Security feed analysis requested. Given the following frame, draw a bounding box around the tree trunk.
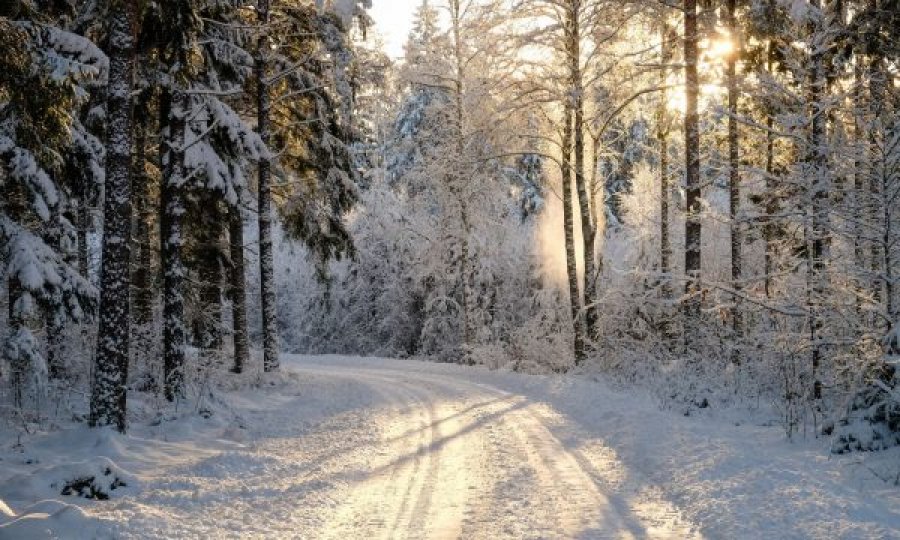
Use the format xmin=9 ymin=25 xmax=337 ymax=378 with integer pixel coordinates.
xmin=569 ymin=8 xmax=597 ymax=343
xmin=257 ymin=0 xmax=279 ymax=372
xmin=867 ymin=12 xmax=886 ymax=330
xmin=229 ymin=204 xmax=250 ymax=374
xmin=46 ymin=201 xmax=64 ymax=380
xmin=726 ymin=0 xmax=742 ymax=363
xmin=90 ymin=2 xmax=134 ymax=432
xmin=161 ymin=89 xmax=188 ymax=402
xmin=658 ymin=21 xmax=672 ymax=316
xmin=882 ymin=171 xmax=895 ymax=342
xmin=132 ymin=92 xmax=154 ymax=327
xmin=682 ymin=0 xmax=702 ymax=339
xmin=7 ymin=277 xmax=26 ymax=407
xmin=562 ymin=105 xmax=584 ymax=364
xmin=450 ymin=0 xmax=473 ymax=356
xmin=197 ymin=207 xmax=224 ymax=359
xmin=764 ymin=41 xmax=777 ymax=300
xmin=806 ymin=0 xmax=830 ymax=405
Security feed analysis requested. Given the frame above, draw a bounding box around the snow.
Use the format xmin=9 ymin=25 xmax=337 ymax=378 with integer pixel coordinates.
xmin=1 ymin=355 xmax=898 ymax=539
xmin=2 ymin=455 xmax=138 ymax=502
xmin=0 ymin=501 xmax=112 ymax=540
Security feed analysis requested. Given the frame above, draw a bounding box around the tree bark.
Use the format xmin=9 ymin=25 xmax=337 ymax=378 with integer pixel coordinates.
xmin=46 ymin=201 xmax=65 ymax=380
xmin=132 ymin=91 xmax=154 ymax=327
xmin=449 ymin=0 xmax=474 ymax=357
xmin=7 ymin=277 xmax=25 ymax=407
xmin=764 ymin=41 xmax=777 ymax=300
xmin=197 ymin=206 xmax=224 ymax=358
xmin=160 ymin=89 xmax=188 ymax=401
xmin=866 ymin=4 xmax=886 ymax=330
xmin=562 ymin=105 xmax=584 ymax=364
xmin=90 ymin=1 xmax=134 ymax=432
xmin=806 ymin=0 xmax=830 ymax=404
xmin=568 ymin=3 xmax=597 ymax=343
xmin=726 ymin=0 xmax=742 ymax=363
xmin=257 ymin=0 xmax=279 ymax=372
xmin=682 ymin=0 xmax=702 ymax=339
xmin=229 ymin=204 xmax=250 ymax=373
xmin=658 ymin=21 xmax=672 ymax=311
xmin=77 ymin=194 xmax=90 ymax=280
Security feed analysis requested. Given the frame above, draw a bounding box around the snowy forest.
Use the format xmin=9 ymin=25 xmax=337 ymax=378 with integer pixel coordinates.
xmin=1 ymin=0 xmax=900 ymax=537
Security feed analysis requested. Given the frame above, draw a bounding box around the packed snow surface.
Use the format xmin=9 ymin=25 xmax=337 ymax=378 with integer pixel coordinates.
xmin=2 ymin=355 xmax=899 ymax=539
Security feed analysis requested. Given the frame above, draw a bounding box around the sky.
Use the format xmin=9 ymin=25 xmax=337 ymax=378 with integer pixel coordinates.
xmin=368 ymin=0 xmax=421 ymax=59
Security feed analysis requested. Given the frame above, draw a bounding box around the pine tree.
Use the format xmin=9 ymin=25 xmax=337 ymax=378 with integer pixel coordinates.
xmin=725 ymin=0 xmax=743 ymax=363
xmin=160 ymin=87 xmax=189 ymax=402
xmin=657 ymin=18 xmax=674 ymax=311
xmin=682 ymin=0 xmax=703 ymax=343
xmin=256 ymin=0 xmax=279 ymax=373
xmin=131 ymin=89 xmax=155 ymax=329
xmin=90 ymin=0 xmax=136 ymax=431
xmin=1 ymin=6 xmax=102 ymax=411
xmin=229 ymin=201 xmax=249 ymax=373
xmin=144 ymin=0 xmax=266 ymax=397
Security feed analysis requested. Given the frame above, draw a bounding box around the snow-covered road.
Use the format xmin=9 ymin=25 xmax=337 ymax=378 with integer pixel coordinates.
xmin=74 ymin=356 xmax=697 ymax=539
xmin=297 ymin=361 xmax=697 ymax=539
xmin=4 ymin=355 xmax=899 ymax=539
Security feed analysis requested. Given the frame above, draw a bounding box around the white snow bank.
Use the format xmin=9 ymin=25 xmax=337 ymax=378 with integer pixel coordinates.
xmin=0 ymin=499 xmax=113 ymax=539
xmin=2 ymin=456 xmax=138 ymax=502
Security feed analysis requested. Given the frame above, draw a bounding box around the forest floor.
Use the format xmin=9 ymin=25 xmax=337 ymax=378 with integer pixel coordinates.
xmin=1 ymin=355 xmax=899 ymax=539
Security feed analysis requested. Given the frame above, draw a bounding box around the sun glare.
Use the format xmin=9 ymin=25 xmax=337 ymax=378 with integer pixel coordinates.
xmin=710 ymin=38 xmax=735 ymax=60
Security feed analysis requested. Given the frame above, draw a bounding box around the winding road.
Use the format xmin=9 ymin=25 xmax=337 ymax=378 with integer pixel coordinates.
xmin=84 ymin=356 xmax=699 ymax=539
xmin=292 ymin=359 xmax=699 ymax=540
xmin=9 ymin=355 xmax=897 ymax=539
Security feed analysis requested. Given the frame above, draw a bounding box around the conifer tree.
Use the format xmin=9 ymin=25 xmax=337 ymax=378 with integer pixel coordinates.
xmin=91 ymin=0 xmax=135 ymax=430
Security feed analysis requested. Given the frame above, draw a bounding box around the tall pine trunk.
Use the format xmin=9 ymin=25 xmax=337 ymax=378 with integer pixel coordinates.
xmin=229 ymin=204 xmax=250 ymax=373
xmin=764 ymin=41 xmax=777 ymax=300
xmin=160 ymin=90 xmax=188 ymax=401
xmin=7 ymin=277 xmax=25 ymax=407
xmin=450 ymin=0 xmax=473 ymax=356
xmin=256 ymin=0 xmax=279 ymax=372
xmin=658 ymin=21 xmax=673 ymax=338
xmin=682 ymin=0 xmax=702 ymax=342
xmin=197 ymin=208 xmax=224 ymax=359
xmin=90 ymin=1 xmax=134 ymax=431
xmin=806 ymin=0 xmax=829 ymax=406
xmin=866 ymin=10 xmax=886 ymax=331
xmin=132 ymin=91 xmax=154 ymax=327
xmin=851 ymin=62 xmax=865 ymax=314
xmin=46 ymin=201 xmax=65 ymax=380
xmin=726 ymin=0 xmax=742 ymax=362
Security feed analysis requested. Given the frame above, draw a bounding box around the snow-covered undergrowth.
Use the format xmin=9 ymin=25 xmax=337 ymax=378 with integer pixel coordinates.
xmin=0 ymin=355 xmax=898 ymax=539
xmin=0 ymin=364 xmax=381 ymax=538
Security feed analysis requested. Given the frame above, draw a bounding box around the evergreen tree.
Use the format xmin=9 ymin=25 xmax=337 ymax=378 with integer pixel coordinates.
xmin=1 ymin=3 xmax=102 ymax=411
xmin=90 ymin=0 xmax=136 ymax=431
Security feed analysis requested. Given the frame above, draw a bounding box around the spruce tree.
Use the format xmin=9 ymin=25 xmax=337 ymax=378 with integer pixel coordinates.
xmin=91 ymin=0 xmax=136 ymax=431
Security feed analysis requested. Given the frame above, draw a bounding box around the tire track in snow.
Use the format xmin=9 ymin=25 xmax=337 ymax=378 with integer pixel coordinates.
xmin=317 ymin=372 xmax=431 ymax=539
xmin=292 ymin=361 xmax=700 ymax=539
